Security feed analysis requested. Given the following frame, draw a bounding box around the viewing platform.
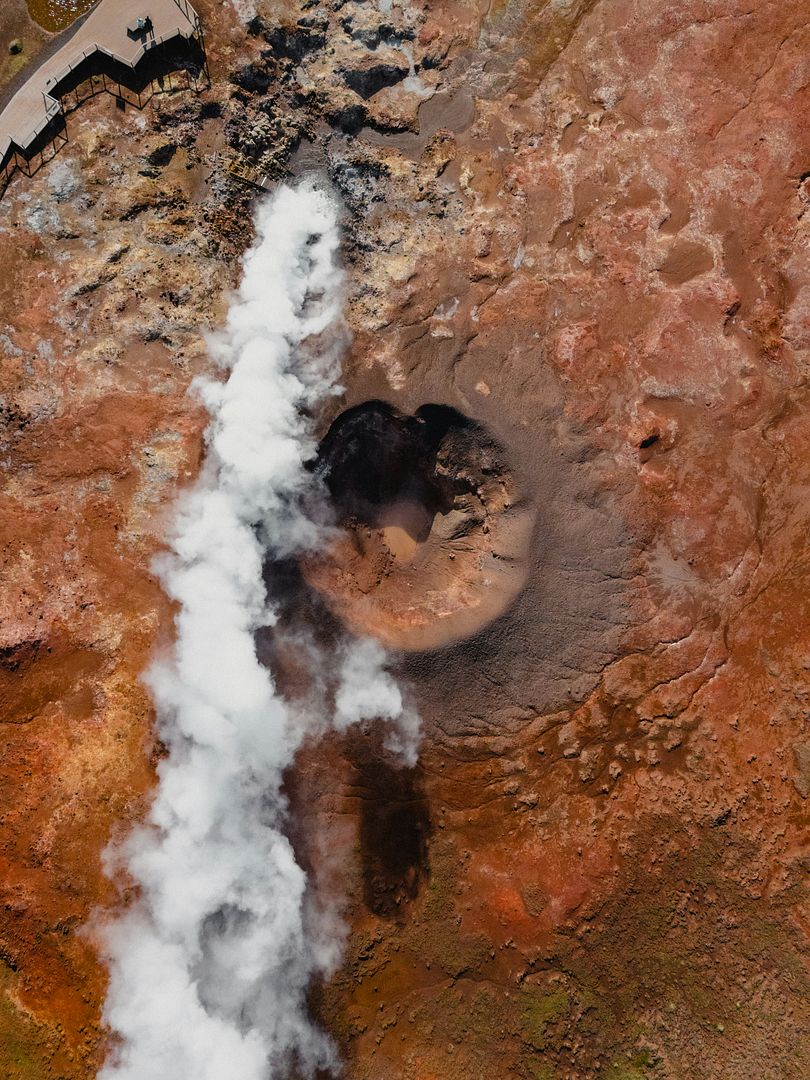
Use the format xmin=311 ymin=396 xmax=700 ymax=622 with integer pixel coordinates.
xmin=0 ymin=0 xmax=206 ymax=196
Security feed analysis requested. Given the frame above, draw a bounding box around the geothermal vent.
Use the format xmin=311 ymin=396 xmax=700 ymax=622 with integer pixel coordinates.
xmin=302 ymin=401 xmax=535 ymax=651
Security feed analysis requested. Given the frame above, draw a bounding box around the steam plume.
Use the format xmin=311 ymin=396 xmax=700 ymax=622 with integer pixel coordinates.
xmin=98 ymin=182 xmax=417 ymax=1079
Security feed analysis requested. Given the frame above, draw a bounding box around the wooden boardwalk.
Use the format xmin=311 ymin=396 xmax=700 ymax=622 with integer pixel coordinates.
xmin=0 ymin=0 xmax=206 ymax=194
xmin=225 ymin=155 xmax=272 ymax=192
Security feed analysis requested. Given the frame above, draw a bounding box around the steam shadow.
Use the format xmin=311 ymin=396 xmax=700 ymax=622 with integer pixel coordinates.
xmin=259 ymin=548 xmax=432 ymax=922
xmin=343 ymin=726 xmax=432 ymax=919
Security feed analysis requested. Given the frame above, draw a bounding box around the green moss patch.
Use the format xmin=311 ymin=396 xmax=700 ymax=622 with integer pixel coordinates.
xmin=0 ymin=969 xmax=46 ymax=1080
xmin=521 ymin=988 xmax=571 ymax=1050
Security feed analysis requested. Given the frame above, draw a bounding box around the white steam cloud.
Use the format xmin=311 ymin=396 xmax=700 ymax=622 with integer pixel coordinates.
xmin=98 ymin=183 xmax=418 ymax=1079
xmin=334 ymin=638 xmax=420 ymax=766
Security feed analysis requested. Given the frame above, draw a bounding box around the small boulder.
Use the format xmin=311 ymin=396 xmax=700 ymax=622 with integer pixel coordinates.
xmin=792 ymin=743 xmax=810 ymax=798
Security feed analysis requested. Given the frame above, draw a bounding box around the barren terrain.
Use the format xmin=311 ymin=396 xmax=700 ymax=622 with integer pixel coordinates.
xmin=1 ymin=0 xmax=810 ymax=1078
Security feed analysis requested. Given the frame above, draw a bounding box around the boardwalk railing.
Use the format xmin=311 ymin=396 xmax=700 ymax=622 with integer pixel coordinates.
xmin=0 ymin=17 xmax=206 ymax=196
xmin=173 ymin=0 xmax=201 ymax=30
xmin=44 ymin=25 xmax=198 ymax=98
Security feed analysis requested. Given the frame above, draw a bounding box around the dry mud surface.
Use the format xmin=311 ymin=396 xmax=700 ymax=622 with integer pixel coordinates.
xmin=1 ymin=0 xmax=810 ymax=1078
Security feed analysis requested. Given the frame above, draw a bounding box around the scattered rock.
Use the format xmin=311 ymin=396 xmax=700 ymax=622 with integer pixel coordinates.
xmin=792 ymin=743 xmax=810 ymax=798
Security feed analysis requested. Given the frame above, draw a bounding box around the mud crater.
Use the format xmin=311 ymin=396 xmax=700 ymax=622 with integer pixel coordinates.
xmin=303 ymin=401 xmax=534 ymax=651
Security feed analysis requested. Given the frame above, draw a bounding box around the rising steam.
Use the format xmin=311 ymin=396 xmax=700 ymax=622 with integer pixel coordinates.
xmin=98 ymin=183 xmax=417 ymax=1079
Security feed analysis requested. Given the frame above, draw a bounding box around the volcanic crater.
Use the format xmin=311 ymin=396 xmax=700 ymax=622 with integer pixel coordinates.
xmin=303 ymin=400 xmax=535 ymax=651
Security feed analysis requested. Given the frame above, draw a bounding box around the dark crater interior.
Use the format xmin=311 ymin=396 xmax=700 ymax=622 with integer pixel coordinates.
xmin=315 ymin=399 xmax=507 ymax=539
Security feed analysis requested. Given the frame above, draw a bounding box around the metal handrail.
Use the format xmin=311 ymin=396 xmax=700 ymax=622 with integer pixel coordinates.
xmin=11 ymin=23 xmax=199 ymax=154
xmin=0 ymin=1 xmax=204 ymax=190
xmin=45 ymin=26 xmax=195 ymax=92
xmin=174 ymin=0 xmax=194 ymax=23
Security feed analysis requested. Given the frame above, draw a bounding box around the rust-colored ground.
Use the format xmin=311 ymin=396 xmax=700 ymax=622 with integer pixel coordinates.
xmin=1 ymin=0 xmax=809 ymax=1078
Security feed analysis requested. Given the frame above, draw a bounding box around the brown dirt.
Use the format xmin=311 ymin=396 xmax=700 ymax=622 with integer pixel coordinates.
xmin=0 ymin=1 xmax=49 ymax=95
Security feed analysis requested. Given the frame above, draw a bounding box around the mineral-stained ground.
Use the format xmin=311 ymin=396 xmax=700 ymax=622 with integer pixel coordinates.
xmin=1 ymin=0 xmax=810 ymax=1077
